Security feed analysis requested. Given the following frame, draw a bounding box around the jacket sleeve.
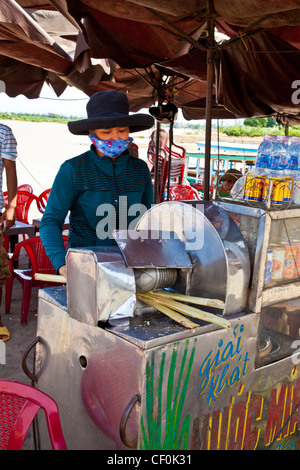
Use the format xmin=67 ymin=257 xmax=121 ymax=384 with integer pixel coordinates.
xmin=39 ymin=161 xmax=76 ymax=271
xmin=142 ymin=166 xmax=154 ymax=209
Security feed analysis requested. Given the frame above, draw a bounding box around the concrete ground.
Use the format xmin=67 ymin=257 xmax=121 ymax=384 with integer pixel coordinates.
xmin=0 ymin=249 xmax=40 ymax=450
xmin=0 ymin=278 xmax=39 ymax=385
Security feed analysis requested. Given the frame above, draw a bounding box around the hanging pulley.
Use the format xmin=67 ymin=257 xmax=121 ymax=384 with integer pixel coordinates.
xmin=149 ymin=102 xmax=178 ymax=124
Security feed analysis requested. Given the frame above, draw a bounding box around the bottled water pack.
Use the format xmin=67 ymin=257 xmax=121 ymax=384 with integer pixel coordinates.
xmin=253 ymin=134 xmax=300 ymax=205
xmin=288 ymin=136 xmax=300 ymax=204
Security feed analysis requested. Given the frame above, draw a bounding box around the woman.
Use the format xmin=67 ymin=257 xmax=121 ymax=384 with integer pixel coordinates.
xmin=218 ymin=168 xmax=243 ymax=196
xmin=40 ymin=90 xmax=154 ymax=279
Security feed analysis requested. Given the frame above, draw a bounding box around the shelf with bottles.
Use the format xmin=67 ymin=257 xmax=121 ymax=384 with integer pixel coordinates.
xmin=228 ymin=135 xmax=300 ymax=209
xmin=215 ymin=200 xmax=300 ymax=312
xmin=263 ymin=218 xmax=300 ymax=288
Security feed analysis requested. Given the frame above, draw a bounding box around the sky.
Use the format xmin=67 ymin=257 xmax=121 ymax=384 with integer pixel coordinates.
xmin=0 ymin=83 xmax=240 ymax=125
xmin=0 ymin=83 xmax=89 ymax=118
xmin=0 ymin=84 xmax=192 ymax=122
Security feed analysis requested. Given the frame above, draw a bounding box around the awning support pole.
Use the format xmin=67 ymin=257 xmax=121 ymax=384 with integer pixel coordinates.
xmin=154 ymin=121 xmax=161 ymax=203
xmin=204 ymin=0 xmax=215 ymax=201
xmin=285 ymin=124 xmax=289 ymax=137
xmin=154 ymin=73 xmax=163 ymax=204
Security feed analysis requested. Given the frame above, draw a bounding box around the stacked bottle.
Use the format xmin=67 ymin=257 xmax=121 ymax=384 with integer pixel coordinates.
xmin=245 ymin=135 xmax=273 ymax=202
xmin=270 ymin=136 xmax=291 ymax=204
xmin=255 ymin=134 xmax=274 ymax=176
xmin=269 ymin=135 xmax=289 ymax=178
xmin=244 ymin=135 xmax=273 ymax=202
xmin=246 ymin=135 xmax=299 ymax=205
xmin=288 ymin=136 xmax=300 ymax=204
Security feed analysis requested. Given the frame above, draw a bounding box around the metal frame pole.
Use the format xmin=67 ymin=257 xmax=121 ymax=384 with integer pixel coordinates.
xmin=204 ymin=0 xmax=215 ymax=201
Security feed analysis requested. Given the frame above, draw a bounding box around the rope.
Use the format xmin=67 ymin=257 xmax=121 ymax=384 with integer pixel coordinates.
xmin=17 ymin=157 xmax=45 ymax=190
xmin=237 ymin=32 xmax=249 ymax=51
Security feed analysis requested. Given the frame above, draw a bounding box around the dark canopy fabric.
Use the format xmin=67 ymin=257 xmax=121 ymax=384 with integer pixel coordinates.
xmin=0 ymin=0 xmax=299 ymax=123
xmin=219 ymin=31 xmax=300 ymax=123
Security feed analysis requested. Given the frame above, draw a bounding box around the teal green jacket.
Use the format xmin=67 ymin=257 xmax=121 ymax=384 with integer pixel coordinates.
xmin=40 ymin=146 xmax=153 ymax=271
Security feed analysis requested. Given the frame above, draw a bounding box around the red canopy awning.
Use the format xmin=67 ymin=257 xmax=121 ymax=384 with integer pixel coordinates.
xmin=0 ymin=0 xmax=299 ymax=124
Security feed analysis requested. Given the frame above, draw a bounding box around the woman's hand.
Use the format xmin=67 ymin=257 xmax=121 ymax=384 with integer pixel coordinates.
xmin=1 ymin=206 xmax=16 ymax=231
xmin=59 ymin=265 xmax=67 ymax=279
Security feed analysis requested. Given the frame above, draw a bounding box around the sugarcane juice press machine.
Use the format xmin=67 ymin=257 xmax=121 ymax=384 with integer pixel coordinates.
xmin=27 ymin=201 xmax=300 ymax=450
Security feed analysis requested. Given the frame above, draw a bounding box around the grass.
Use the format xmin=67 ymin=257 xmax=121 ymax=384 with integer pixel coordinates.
xmin=0 ymin=112 xmax=79 ymax=123
xmin=3 ymin=112 xmax=299 ymax=138
xmin=220 ymin=124 xmax=300 ymax=137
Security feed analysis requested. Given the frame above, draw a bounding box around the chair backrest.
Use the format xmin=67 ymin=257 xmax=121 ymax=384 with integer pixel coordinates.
xmin=3 ymin=191 xmax=39 ymax=224
xmin=37 ymin=188 xmax=51 ymax=213
xmin=165 ymin=144 xmax=186 ymax=177
xmin=147 ymin=128 xmax=168 ymax=166
xmin=168 ymin=143 xmax=186 ymax=159
xmin=12 ymin=236 xmax=69 ymax=275
xmin=18 ymin=184 xmax=33 ymax=193
xmin=0 ymin=380 xmax=67 ymax=450
xmin=169 ymin=184 xmax=200 ymax=201
xmin=128 ymin=142 xmax=139 ymax=158
xmin=147 ymin=129 xmax=187 ymax=201
xmin=148 ymin=128 xmax=169 ymax=151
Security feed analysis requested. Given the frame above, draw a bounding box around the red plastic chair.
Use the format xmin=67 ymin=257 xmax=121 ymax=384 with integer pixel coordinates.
xmin=169 ymin=184 xmax=201 ymax=201
xmin=5 ymin=236 xmax=69 ymax=324
xmin=161 ymin=144 xmax=186 ymax=198
xmin=147 ymin=129 xmax=186 ymax=202
xmin=0 ymin=380 xmax=67 ymax=450
xmin=147 ymin=129 xmax=169 ymax=201
xmin=3 ymin=190 xmax=40 ymax=254
xmin=3 ymin=190 xmax=39 ymax=225
xmin=18 ymin=184 xmax=33 ymax=193
xmin=37 ymin=188 xmax=51 ymax=214
xmin=192 ymin=183 xmax=214 ymax=199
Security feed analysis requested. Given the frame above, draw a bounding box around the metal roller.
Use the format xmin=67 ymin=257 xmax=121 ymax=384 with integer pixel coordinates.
xmin=136 ymin=201 xmax=251 ymax=315
xmin=133 ymin=268 xmax=177 ymax=293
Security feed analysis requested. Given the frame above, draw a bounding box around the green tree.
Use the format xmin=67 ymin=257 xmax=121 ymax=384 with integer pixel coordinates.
xmin=266 ymin=117 xmax=277 ymax=127
xmin=243 ymin=117 xmax=278 ymax=128
xmin=243 ymin=117 xmax=267 ymax=127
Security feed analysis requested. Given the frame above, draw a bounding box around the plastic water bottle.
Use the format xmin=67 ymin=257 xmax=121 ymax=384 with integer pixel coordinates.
xmin=287 ymin=136 xmax=300 ymax=175
xmin=288 ymin=136 xmax=300 ymax=204
xmin=269 ymin=135 xmax=289 ymax=178
xmin=255 ymin=135 xmax=273 ymax=175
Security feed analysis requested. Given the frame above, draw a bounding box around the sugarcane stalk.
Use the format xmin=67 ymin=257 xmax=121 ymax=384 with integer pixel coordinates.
xmin=150 ymin=290 xmax=225 ymax=309
xmin=137 ymin=293 xmax=199 ymax=329
xmin=34 ymin=273 xmax=67 ymax=283
xmin=142 ymin=292 xmax=230 ymax=329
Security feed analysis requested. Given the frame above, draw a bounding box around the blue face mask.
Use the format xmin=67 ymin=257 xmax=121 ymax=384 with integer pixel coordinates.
xmin=89 ymin=134 xmax=133 ymax=158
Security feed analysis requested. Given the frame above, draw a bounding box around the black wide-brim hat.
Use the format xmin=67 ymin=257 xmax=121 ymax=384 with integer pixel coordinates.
xmin=68 ymin=90 xmax=154 ymax=135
